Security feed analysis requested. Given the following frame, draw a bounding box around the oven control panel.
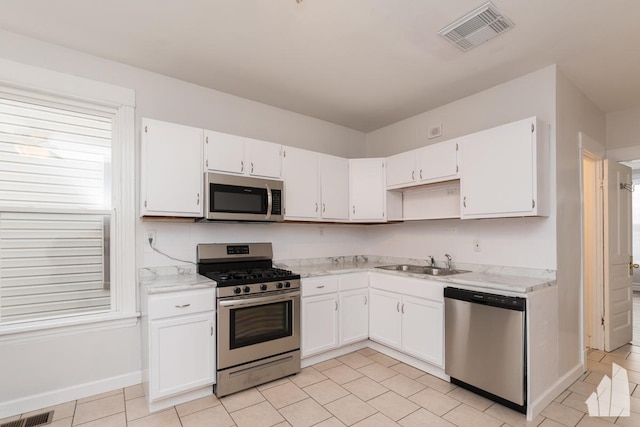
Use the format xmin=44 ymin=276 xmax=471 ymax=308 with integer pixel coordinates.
xmin=218 ymin=280 xmax=300 ymax=298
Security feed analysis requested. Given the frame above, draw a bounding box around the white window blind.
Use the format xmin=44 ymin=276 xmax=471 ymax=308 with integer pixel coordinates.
xmin=0 ymin=95 xmax=113 ymax=324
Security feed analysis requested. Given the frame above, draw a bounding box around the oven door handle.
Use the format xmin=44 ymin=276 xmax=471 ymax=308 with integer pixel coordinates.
xmin=219 ymin=291 xmax=300 ymax=308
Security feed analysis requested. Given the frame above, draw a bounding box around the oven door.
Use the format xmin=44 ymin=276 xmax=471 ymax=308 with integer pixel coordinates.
xmin=217 ymin=290 xmax=300 ymax=370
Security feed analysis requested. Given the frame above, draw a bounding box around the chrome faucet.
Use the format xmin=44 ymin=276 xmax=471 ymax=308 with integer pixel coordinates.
xmin=444 ymin=254 xmax=452 ymax=270
xmin=427 ymin=255 xmax=435 ymax=267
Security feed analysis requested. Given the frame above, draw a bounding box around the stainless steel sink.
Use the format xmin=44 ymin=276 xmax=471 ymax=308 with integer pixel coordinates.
xmin=376 ymin=264 xmax=469 ymax=276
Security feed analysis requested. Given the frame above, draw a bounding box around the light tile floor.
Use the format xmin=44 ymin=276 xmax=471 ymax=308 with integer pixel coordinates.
xmin=2 ymin=345 xmax=640 ymax=427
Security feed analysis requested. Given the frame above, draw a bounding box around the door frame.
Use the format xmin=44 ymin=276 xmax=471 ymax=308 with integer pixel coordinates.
xmin=580 ymin=133 xmax=606 ymax=360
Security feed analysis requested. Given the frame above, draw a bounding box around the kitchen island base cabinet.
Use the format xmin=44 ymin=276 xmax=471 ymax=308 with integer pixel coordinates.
xmin=141 ymin=288 xmax=216 ymax=412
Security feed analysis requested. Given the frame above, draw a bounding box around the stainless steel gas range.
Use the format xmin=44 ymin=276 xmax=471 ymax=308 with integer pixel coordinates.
xmin=197 ymin=242 xmax=301 ymax=397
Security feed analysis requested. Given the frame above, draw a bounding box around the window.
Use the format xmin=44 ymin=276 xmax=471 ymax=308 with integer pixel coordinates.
xmin=0 ymin=59 xmax=135 ymax=333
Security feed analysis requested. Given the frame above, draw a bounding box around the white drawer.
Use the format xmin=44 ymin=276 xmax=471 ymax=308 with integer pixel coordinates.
xmin=302 ymin=276 xmax=338 ymax=297
xmin=338 ymin=272 xmax=369 ymax=291
xmin=149 ymin=288 xmax=215 ymax=320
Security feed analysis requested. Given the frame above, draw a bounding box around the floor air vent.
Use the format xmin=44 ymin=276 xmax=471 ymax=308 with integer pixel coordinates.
xmin=0 ymin=411 xmax=54 ymax=427
xmin=438 ymin=2 xmax=514 ymax=52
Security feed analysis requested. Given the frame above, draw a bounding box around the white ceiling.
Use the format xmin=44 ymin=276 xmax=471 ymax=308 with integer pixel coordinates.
xmin=1 ymin=0 xmax=638 ymax=132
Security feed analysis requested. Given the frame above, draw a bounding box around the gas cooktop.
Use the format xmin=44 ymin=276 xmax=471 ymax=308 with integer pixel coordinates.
xmin=197 ymin=242 xmax=300 ymax=288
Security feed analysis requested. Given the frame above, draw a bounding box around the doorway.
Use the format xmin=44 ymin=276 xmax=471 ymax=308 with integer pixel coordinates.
xmin=581 ymin=132 xmax=634 ymax=353
xmin=582 ymin=150 xmax=604 ymax=351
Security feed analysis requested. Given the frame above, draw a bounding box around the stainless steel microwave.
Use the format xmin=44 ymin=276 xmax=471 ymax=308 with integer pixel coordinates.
xmin=204 ymin=173 xmax=284 ymax=222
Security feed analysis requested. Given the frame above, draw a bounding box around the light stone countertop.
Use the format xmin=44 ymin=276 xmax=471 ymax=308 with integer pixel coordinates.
xmin=137 ymin=256 xmax=556 ymax=296
xmin=276 ymin=255 xmax=556 ymax=295
xmin=138 ymin=265 xmax=216 ymax=294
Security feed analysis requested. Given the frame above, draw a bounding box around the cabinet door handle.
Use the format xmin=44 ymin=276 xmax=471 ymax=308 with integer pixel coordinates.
xmin=315 ymin=202 xmax=318 ymax=212
xmin=353 ymin=206 xmax=356 ymax=215
xmin=175 ymin=304 xmax=191 ymax=308
xmin=322 ymin=203 xmax=326 ymax=213
xmin=364 ymin=296 xmax=367 ymax=305
xmin=420 ymin=169 xmax=423 ymax=180
xmin=196 ymin=193 xmax=200 ymax=206
xmin=251 ymin=162 xmax=254 ymax=173
xmin=335 ymin=301 xmax=338 ymax=311
xmin=463 ymin=196 xmax=467 ymax=208
xmin=316 ymin=285 xmax=325 ymax=289
xmin=241 ymin=160 xmax=244 ymax=172
xmin=210 ymin=325 xmax=214 ymax=336
xmin=412 ymin=170 xmax=415 ymax=180
xmin=401 ymin=303 xmax=405 ymax=314
xmin=396 ymin=302 xmax=400 ymax=312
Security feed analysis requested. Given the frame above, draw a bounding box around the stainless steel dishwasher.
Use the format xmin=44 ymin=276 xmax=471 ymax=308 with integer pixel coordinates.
xmin=444 ymin=287 xmax=526 ymax=414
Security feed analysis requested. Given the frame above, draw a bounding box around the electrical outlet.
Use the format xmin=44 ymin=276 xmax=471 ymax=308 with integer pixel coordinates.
xmin=146 ymin=230 xmax=156 ymax=248
xmin=473 ymin=239 xmax=481 ymax=252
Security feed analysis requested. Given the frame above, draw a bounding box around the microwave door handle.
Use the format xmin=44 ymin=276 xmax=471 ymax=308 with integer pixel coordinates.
xmin=265 ymin=183 xmax=273 ymax=220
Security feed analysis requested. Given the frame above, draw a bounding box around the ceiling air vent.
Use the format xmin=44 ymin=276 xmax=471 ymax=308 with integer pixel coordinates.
xmin=438 ymin=2 xmax=514 ymax=52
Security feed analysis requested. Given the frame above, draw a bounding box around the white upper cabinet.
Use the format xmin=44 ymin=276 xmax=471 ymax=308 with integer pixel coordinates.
xmin=204 ymin=130 xmax=281 ymax=179
xmin=319 ymin=154 xmax=349 ymax=221
xmin=140 ymin=118 xmax=203 ymax=217
xmin=416 ymin=138 xmax=459 ymax=184
xmin=204 ymin=130 xmax=245 ymax=175
xmin=460 ymin=116 xmax=549 ymax=218
xmin=386 ymin=151 xmax=417 ymax=188
xmin=283 ymin=148 xmax=349 ymax=222
xmin=350 ymin=158 xmax=386 ymax=221
xmin=386 ymin=139 xmax=459 ymax=190
xmin=283 ymin=146 xmax=320 ymax=220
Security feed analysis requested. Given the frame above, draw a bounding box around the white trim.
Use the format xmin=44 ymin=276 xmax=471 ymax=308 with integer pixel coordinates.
xmin=527 ymin=362 xmax=583 ymax=421
xmin=0 ymin=63 xmax=137 ymax=331
xmin=0 ymin=58 xmax=134 ymax=107
xmin=606 ymin=146 xmax=640 ymax=162
xmin=300 ymin=339 xmax=448 ymax=381
xmin=147 ymin=386 xmax=214 ymax=413
xmin=579 ymin=133 xmax=606 ymax=352
xmin=301 ymin=341 xmax=369 ymax=367
xmin=0 ymin=370 xmax=141 ymax=419
xmin=0 ymin=313 xmax=139 ymax=343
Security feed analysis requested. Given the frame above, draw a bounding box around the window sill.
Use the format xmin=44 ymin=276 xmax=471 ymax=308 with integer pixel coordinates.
xmin=0 ymin=312 xmax=140 ymax=343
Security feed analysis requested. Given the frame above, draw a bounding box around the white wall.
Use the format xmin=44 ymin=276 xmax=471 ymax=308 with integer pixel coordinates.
xmin=143 ymin=222 xmax=367 ymax=267
xmin=606 ymin=108 xmax=640 ymax=151
xmin=0 ymin=29 xmax=368 ymax=416
xmin=555 ymin=70 xmax=606 ymax=374
xmin=365 ymin=66 xmax=558 ymax=270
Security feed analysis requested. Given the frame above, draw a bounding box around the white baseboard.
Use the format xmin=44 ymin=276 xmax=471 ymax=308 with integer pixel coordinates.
xmin=0 ymin=371 xmax=142 ymax=419
xmin=527 ymin=362 xmax=584 ymax=420
xmin=147 ymin=386 xmax=213 ymax=413
xmin=301 ymin=340 xmax=447 ymax=381
xmin=367 ymin=341 xmax=448 ymax=381
xmin=301 ymin=341 xmax=369 ymax=367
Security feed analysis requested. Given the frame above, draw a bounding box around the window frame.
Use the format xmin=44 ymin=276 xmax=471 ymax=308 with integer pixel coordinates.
xmin=0 ymin=58 xmax=137 ymax=341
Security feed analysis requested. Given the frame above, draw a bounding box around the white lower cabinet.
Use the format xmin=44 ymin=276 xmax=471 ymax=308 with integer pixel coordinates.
xmin=339 ymin=288 xmax=369 ymax=345
xmin=401 ymin=295 xmax=443 ymax=366
xmin=302 ymin=293 xmax=339 ymax=357
xmin=149 ymin=312 xmax=216 ymax=400
xmin=301 ymin=272 xmax=443 ymax=370
xmin=301 ymin=273 xmax=369 ymax=357
xmin=368 ymin=289 xmax=402 ymax=348
xmin=369 ymin=273 xmax=444 ymax=367
xmin=141 ymin=288 xmax=216 ymax=408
